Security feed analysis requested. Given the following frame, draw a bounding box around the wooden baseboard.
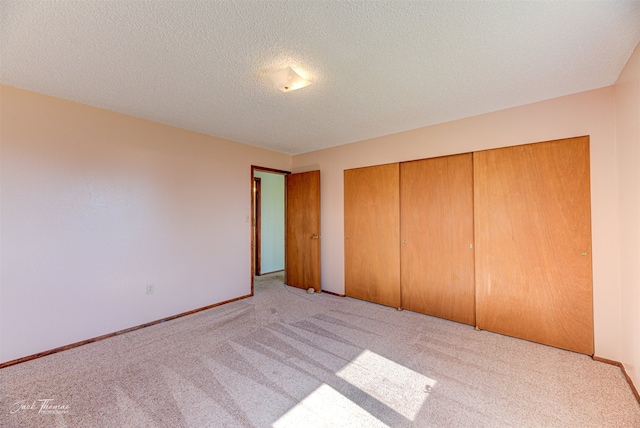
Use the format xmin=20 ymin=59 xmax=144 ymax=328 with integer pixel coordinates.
xmin=322 ymin=290 xmax=346 ymax=297
xmin=0 ymin=294 xmax=252 ymax=370
xmin=257 ymin=269 xmax=284 ymax=276
xmin=593 ymin=355 xmax=640 ymax=405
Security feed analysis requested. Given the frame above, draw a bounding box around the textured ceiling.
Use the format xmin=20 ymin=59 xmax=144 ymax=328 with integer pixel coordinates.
xmin=2 ymin=1 xmax=640 ymax=155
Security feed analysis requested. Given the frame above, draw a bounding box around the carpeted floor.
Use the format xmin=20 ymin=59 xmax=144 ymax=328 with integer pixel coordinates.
xmin=2 ymin=272 xmax=639 ymax=427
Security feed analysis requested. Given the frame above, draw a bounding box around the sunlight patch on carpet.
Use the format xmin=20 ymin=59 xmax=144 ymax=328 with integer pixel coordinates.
xmin=336 ymin=350 xmax=435 ymax=420
xmin=272 ymin=383 xmax=388 ymax=428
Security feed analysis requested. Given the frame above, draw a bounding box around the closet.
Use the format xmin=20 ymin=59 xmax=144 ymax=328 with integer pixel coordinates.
xmin=344 ymin=136 xmax=593 ymax=355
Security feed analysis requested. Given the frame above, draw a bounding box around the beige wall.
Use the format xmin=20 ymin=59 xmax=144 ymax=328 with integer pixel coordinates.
xmin=0 ymin=85 xmax=292 ymax=363
xmin=293 ymin=86 xmax=622 ymax=360
xmin=616 ymin=43 xmax=640 ymax=389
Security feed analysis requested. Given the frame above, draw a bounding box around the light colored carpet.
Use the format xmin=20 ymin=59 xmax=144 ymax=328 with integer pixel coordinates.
xmin=1 ymin=273 xmax=639 ymax=427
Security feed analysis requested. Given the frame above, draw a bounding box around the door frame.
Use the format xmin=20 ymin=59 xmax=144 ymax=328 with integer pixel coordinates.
xmin=253 ymin=176 xmax=262 ymax=276
xmin=250 ymin=166 xmax=290 ymax=295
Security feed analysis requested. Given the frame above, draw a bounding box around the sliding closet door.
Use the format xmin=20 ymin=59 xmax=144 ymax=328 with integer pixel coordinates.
xmin=345 ymin=164 xmax=400 ymax=308
xmin=474 ymin=136 xmax=593 ymax=354
xmin=400 ymin=154 xmax=475 ymax=325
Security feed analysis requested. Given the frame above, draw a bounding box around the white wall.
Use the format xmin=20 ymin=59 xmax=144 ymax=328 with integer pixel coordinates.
xmin=293 ymin=86 xmax=621 ymax=360
xmin=615 ymin=42 xmax=640 ymax=390
xmin=254 ymin=171 xmax=285 ymax=274
xmin=0 ymin=85 xmax=292 ymax=363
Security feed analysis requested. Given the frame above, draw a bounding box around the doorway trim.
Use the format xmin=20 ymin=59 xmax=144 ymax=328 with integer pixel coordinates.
xmin=253 ymin=176 xmax=262 ymax=277
xmin=251 ymin=165 xmax=290 ymax=295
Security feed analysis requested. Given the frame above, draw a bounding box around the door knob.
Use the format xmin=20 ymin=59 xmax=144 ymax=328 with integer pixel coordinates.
xmin=312 ymin=235 xmax=319 ymax=240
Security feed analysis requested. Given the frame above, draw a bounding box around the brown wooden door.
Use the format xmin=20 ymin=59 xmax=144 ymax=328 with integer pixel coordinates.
xmin=344 ymin=164 xmax=401 ymax=308
xmin=474 ymin=136 xmax=593 ymax=354
xmin=400 ymin=154 xmax=475 ymax=325
xmin=285 ymin=170 xmax=321 ymax=291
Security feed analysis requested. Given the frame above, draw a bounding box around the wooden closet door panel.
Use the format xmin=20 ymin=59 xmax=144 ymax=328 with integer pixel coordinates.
xmin=474 ymin=136 xmax=593 ymax=354
xmin=345 ymin=164 xmax=400 ymax=308
xmin=400 ymin=154 xmax=475 ymax=325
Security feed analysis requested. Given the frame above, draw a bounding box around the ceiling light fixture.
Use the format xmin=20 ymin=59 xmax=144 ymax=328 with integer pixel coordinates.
xmin=267 ymin=66 xmax=311 ymax=92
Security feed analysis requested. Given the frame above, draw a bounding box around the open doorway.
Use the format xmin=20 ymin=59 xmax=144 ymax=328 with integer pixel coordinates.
xmin=251 ymin=166 xmax=322 ymax=294
xmin=251 ymin=166 xmax=289 ymax=293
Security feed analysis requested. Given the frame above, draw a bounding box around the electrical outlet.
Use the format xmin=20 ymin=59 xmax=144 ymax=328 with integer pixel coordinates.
xmin=146 ymin=284 xmax=154 ymax=295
